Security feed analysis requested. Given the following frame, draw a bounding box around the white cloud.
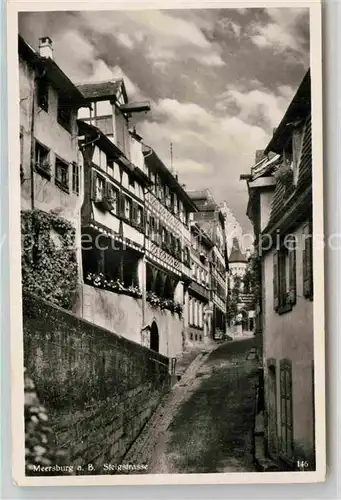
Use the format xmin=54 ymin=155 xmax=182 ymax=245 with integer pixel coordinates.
xmin=115 ymin=32 xmax=135 ymax=50
xmin=78 ymin=10 xmax=225 ymax=68
xmin=217 ymin=85 xmax=292 ymax=130
xmin=139 ymin=98 xmax=268 ymax=182
xmin=175 ymin=158 xmax=211 ymax=174
xmin=51 ymin=29 xmax=144 ymax=101
xmin=249 ymin=8 xmax=309 ymax=61
xmin=217 ymin=18 xmax=242 ymax=37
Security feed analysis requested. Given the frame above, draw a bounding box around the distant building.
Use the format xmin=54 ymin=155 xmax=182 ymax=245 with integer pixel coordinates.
xmin=228 ymin=237 xmax=248 ymax=288
xmin=228 ymin=238 xmax=255 ymax=336
xmin=188 ymin=190 xmax=228 ymax=340
xmin=185 ymin=222 xmax=213 ymax=346
xmin=143 ymin=146 xmax=197 ymax=356
xmin=241 ymin=69 xmax=314 ymax=469
xmin=19 ymin=35 xmax=88 ymax=274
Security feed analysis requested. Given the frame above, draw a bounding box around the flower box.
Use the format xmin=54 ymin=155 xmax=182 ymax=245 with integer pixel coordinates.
xmin=85 ymin=273 xmax=142 ymax=297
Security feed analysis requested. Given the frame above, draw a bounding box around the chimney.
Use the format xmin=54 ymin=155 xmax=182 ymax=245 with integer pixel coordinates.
xmin=39 ymin=37 xmax=53 ymax=59
xmin=255 ymin=149 xmax=264 ymax=164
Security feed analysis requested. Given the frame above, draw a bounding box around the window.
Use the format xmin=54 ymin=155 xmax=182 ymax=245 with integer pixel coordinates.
xmin=150 ymin=216 xmax=156 ymax=241
xmin=184 ymin=247 xmax=190 ymax=266
xmin=37 ymin=76 xmax=49 ymax=112
xmin=107 ymin=159 xmax=115 ymax=177
xmin=170 ymin=191 xmax=175 ymax=212
xmin=95 ymin=174 xmax=105 ymax=201
xmin=199 ymin=302 xmax=203 ymax=328
xmin=129 ymin=175 xmax=135 ymax=189
xmin=151 ymin=172 xmax=157 ymax=195
xmin=292 ymin=125 xmax=304 ymax=183
xmin=192 ymin=263 xmax=196 ymax=278
xmin=55 ymin=158 xmax=69 ymax=191
xmin=282 ymin=121 xmax=305 ymax=186
xmin=124 ymin=196 xmax=132 ymax=221
xmin=273 ymin=236 xmax=297 ymax=313
xmin=279 ymin=360 xmax=293 ymax=459
xmin=157 ymin=176 xmax=163 ymax=200
xmin=57 ymin=96 xmax=72 ymax=132
xmin=72 ymin=163 xmax=80 ymax=195
xmin=106 ymin=184 xmax=118 ymax=214
xmin=303 ymin=222 xmax=313 ymax=299
xmin=136 ymin=206 xmax=143 ymax=226
xmin=192 ymin=299 xmax=196 ymax=326
xmin=35 ymin=141 xmax=51 ymax=179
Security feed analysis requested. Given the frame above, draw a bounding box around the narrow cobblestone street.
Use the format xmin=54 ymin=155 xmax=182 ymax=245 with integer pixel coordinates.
xmin=124 ymin=337 xmax=259 ymax=474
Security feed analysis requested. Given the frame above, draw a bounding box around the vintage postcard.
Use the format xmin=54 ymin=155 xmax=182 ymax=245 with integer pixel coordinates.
xmin=7 ymin=0 xmax=325 ymax=486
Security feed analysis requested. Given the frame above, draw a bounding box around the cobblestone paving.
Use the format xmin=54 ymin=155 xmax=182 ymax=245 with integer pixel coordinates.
xmin=123 ymin=338 xmax=259 ymax=474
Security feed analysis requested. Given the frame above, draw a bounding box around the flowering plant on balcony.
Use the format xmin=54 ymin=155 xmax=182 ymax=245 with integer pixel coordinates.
xmin=146 ymin=291 xmax=161 ymax=307
xmin=85 ymin=273 xmax=142 ymax=297
xmin=275 ymin=160 xmax=293 ymax=187
xmin=160 ymin=298 xmax=174 ymax=311
xmin=126 ymin=284 xmax=142 ymax=298
xmin=174 ymin=302 xmax=183 ymax=315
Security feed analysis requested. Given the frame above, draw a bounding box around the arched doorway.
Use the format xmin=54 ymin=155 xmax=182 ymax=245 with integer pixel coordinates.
xmin=150 ymin=321 xmax=159 ymax=352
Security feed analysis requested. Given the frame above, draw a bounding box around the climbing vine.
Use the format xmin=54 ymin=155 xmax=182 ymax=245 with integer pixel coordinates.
xmin=21 ymin=209 xmax=78 ymax=310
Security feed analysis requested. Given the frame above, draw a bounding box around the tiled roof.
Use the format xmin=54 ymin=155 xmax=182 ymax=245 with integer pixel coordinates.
xmin=77 ymin=79 xmax=123 ymax=101
xmin=188 ymin=190 xmax=219 ymax=212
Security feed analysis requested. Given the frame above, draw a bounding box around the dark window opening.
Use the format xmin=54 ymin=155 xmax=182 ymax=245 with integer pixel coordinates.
xmin=129 ymin=175 xmax=135 ymax=188
xmin=83 ymin=240 xmax=140 ymax=290
xmin=37 ymin=76 xmax=49 ymax=112
xmin=57 ymin=96 xmax=73 ymax=132
xmin=55 ymin=157 xmax=69 ymax=192
xmin=150 ymin=321 xmax=159 ymax=352
xmin=35 ymin=141 xmax=51 ymax=179
xmin=106 ymin=183 xmax=119 ymax=214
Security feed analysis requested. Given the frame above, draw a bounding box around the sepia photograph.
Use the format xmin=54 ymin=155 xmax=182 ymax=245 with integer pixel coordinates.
xmin=8 ymin=1 xmax=324 ymax=486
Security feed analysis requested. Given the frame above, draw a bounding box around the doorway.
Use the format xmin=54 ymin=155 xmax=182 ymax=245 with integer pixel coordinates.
xmin=150 ymin=321 xmax=159 ymax=352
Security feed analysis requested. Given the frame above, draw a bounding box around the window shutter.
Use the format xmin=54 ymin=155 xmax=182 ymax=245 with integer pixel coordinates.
xmin=119 ymin=191 xmax=125 ymax=217
xmin=303 ymin=223 xmax=313 ymax=298
xmin=273 ymin=251 xmax=279 ymax=310
xmin=91 ymin=171 xmax=97 ymax=200
xmin=132 ymin=201 xmax=138 ymax=226
xmin=144 ymin=212 xmax=148 ymax=236
xmin=288 ymin=242 xmax=296 ymax=305
xmin=279 ymin=359 xmax=293 ymax=457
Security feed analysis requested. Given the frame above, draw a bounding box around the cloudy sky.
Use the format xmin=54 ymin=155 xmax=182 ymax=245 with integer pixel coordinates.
xmin=19 ymin=8 xmax=310 ymax=233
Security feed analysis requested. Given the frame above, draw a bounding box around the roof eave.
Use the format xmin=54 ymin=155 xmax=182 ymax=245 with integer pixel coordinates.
xmin=264 ymin=69 xmax=311 ymax=155
xmin=144 ymin=149 xmax=198 ymax=211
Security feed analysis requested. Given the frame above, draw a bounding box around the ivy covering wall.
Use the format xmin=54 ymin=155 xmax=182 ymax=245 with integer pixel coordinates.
xmin=21 ymin=210 xmax=78 ymax=310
